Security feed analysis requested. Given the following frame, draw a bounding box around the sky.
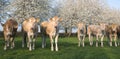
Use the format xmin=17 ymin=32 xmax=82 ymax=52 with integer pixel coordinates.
xmin=106 ymin=0 xmax=120 ymax=9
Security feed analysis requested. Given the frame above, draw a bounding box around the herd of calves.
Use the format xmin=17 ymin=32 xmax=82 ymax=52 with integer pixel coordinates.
xmin=1 ymin=16 xmax=120 ymax=51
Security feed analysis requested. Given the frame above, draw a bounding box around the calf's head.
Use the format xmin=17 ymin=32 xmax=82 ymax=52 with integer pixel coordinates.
xmin=111 ymin=24 xmax=118 ymax=32
xmin=49 ymin=16 xmax=62 ymax=27
xmin=99 ymin=23 xmax=106 ymax=30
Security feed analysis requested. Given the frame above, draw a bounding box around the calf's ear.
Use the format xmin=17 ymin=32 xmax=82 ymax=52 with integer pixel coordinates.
xmin=59 ymin=18 xmax=62 ymax=22
xmin=0 ymin=23 xmax=4 ymax=27
xmin=36 ymin=18 xmax=40 ymax=22
xmin=49 ymin=18 xmax=53 ymax=21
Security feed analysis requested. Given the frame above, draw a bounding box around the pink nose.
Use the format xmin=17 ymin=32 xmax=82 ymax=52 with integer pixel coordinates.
xmin=113 ymin=29 xmax=116 ymax=31
xmin=7 ymin=32 xmax=12 ymax=36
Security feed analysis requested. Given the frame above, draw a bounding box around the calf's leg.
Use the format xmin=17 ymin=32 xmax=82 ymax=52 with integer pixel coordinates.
xmin=49 ymin=35 xmax=54 ymax=51
xmin=82 ymin=35 xmax=85 ymax=47
xmin=42 ymin=34 xmax=46 ymax=48
xmin=101 ymin=35 xmax=104 ymax=47
xmin=28 ymin=34 xmax=32 ymax=51
xmin=55 ymin=34 xmax=59 ymax=51
xmin=96 ymin=35 xmax=99 ymax=47
xmin=10 ymin=37 xmax=14 ymax=49
xmin=78 ymin=34 xmax=81 ymax=47
xmin=4 ymin=35 xmax=9 ymax=50
xmin=33 ymin=35 xmax=37 ymax=50
xmin=109 ymin=35 xmax=112 ymax=46
xmin=114 ymin=34 xmax=117 ymax=47
xmin=89 ymin=34 xmax=93 ymax=46
xmin=22 ymin=32 xmax=27 ymax=47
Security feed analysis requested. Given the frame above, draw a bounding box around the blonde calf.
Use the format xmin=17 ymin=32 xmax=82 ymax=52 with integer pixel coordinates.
xmin=77 ymin=22 xmax=86 ymax=47
xmin=40 ymin=16 xmax=62 ymax=51
xmin=1 ymin=19 xmax=18 ymax=50
xmin=87 ymin=23 xmax=106 ymax=47
xmin=22 ymin=17 xmax=39 ymax=51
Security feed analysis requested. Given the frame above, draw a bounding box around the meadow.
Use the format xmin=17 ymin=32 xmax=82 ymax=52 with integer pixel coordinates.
xmin=0 ymin=36 xmax=120 ymax=59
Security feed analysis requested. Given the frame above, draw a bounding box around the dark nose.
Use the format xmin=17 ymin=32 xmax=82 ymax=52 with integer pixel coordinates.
xmin=102 ymin=30 xmax=105 ymax=34
xmin=80 ymin=29 xmax=84 ymax=33
xmin=112 ymin=31 xmax=116 ymax=33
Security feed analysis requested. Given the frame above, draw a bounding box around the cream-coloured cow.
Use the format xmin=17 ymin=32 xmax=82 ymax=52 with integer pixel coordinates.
xmin=87 ymin=23 xmax=106 ymax=47
xmin=1 ymin=19 xmax=18 ymax=50
xmin=40 ymin=16 xmax=62 ymax=51
xmin=22 ymin=17 xmax=39 ymax=51
xmin=77 ymin=22 xmax=86 ymax=47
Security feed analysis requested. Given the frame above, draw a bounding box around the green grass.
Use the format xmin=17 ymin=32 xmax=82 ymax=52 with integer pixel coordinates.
xmin=0 ymin=36 xmax=120 ymax=59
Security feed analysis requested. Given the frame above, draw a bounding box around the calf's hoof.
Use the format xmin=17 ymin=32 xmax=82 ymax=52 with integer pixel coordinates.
xmin=22 ymin=45 xmax=25 ymax=48
xmin=29 ymin=48 xmax=32 ymax=51
xmin=4 ymin=47 xmax=7 ymax=51
xmin=101 ymin=45 xmax=104 ymax=47
xmin=32 ymin=47 xmax=35 ymax=50
xmin=82 ymin=44 xmax=85 ymax=47
xmin=78 ymin=45 xmax=80 ymax=47
xmin=11 ymin=47 xmax=14 ymax=49
xmin=56 ymin=48 xmax=58 ymax=51
xmin=51 ymin=48 xmax=54 ymax=51
xmin=96 ymin=44 xmax=98 ymax=47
